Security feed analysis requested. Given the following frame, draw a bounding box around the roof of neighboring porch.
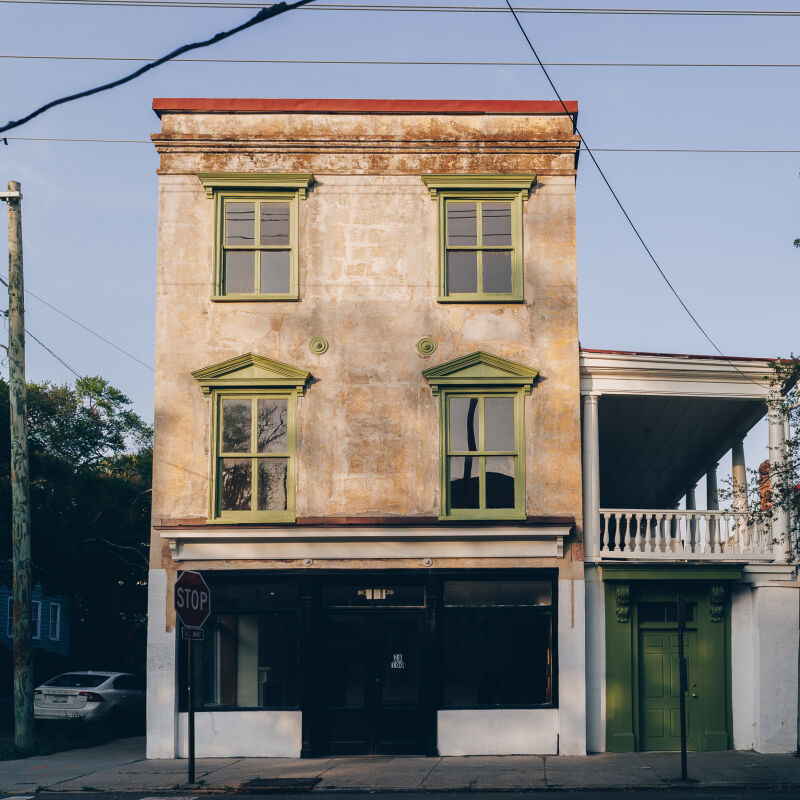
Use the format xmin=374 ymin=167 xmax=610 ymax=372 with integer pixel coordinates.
xmin=579 ymin=348 xmax=778 ymax=509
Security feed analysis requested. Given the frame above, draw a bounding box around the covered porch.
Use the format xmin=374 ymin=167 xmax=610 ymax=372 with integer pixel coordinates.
xmin=580 ymin=349 xmax=789 ymax=564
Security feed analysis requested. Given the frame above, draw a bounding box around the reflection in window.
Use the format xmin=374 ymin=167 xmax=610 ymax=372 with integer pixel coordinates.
xmin=446 ymin=394 xmax=518 ymax=513
xmin=217 ymin=395 xmax=291 ymax=516
xmin=221 ymin=198 xmax=293 ymax=296
xmin=444 ymin=198 xmax=515 ymax=297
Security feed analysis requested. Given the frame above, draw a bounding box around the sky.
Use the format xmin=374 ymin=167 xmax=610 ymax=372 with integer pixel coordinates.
xmin=0 ymin=0 xmax=798 ymax=492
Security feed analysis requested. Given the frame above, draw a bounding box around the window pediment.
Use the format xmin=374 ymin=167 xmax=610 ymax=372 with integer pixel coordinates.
xmin=423 ymin=351 xmax=538 ymax=395
xmin=192 ymin=353 xmax=311 ymax=395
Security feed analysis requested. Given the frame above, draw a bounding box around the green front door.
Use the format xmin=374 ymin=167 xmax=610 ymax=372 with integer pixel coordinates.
xmin=639 ymin=628 xmax=699 ymax=750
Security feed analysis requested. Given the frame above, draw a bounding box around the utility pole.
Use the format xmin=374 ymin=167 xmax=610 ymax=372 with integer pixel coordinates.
xmin=2 ymin=180 xmax=33 ymax=749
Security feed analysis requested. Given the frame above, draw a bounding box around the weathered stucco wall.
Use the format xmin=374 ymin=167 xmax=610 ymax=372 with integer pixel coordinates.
xmin=150 ymin=109 xmax=582 ymax=570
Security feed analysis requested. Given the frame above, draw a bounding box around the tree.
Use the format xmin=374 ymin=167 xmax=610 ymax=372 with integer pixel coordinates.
xmin=0 ymin=376 xmax=152 ymax=678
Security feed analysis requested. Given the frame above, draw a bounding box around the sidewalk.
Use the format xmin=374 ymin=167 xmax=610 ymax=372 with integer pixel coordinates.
xmin=3 ymin=739 xmax=800 ymax=793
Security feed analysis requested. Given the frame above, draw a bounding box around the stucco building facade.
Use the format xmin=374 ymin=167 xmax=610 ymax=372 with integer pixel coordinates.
xmin=147 ymin=98 xmax=798 ymax=759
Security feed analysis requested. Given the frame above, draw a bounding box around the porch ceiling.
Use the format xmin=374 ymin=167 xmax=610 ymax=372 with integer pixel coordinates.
xmin=597 ymin=393 xmax=765 ymax=508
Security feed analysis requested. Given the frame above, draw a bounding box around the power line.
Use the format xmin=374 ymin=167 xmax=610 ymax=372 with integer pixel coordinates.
xmin=0 ymin=306 xmax=81 ymax=377
xmin=4 ymin=54 xmax=800 ymax=68
xmin=2 ymin=1 xmax=800 ymax=14
xmin=0 ymin=0 xmax=316 ymax=135
xmin=6 ymin=136 xmax=800 ymax=153
xmin=0 ymin=274 xmax=154 ymax=371
xmin=503 ymin=0 xmax=766 ymax=387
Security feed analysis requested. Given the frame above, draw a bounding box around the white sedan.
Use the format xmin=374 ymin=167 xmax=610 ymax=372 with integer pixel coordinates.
xmin=34 ymin=671 xmax=145 ymax=724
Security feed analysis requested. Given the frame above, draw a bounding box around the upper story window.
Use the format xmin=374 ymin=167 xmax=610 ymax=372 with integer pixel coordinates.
xmin=193 ymin=353 xmax=311 ymax=523
xmin=421 ymin=174 xmax=536 ymax=303
xmin=423 ymin=351 xmax=538 ymax=521
xmin=198 ymin=173 xmax=314 ymax=302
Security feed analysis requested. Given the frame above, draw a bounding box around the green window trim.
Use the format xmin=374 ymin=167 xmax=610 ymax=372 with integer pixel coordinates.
xmin=198 ymin=173 xmax=314 ymax=302
xmin=423 ymin=351 xmax=538 ymax=522
xmin=421 ymin=174 xmax=536 ymax=304
xmin=193 ymin=353 xmax=311 ymax=524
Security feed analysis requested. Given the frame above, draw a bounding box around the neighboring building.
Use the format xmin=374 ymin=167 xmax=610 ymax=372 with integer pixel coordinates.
xmin=146 ymin=98 xmax=797 ymax=759
xmin=0 ymin=564 xmax=70 ymax=660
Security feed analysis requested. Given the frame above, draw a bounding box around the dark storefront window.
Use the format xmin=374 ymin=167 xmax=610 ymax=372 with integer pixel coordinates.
xmin=179 ymin=579 xmax=300 ymax=711
xmin=442 ymin=579 xmax=554 ymax=708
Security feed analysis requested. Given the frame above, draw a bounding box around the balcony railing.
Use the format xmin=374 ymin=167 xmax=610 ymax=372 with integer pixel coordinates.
xmin=597 ymin=509 xmax=775 ymax=561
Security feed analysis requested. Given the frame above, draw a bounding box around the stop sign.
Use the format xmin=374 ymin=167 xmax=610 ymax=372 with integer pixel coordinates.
xmin=175 ymin=571 xmax=211 ymax=629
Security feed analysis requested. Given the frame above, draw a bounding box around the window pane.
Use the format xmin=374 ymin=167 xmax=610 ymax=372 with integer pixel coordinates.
xmin=194 ymin=612 xmax=299 ymax=709
xmin=259 ymin=251 xmax=291 ymax=295
xmin=482 ymin=202 xmax=512 ymax=246
xmin=444 ymin=580 xmax=552 ymax=607
xmin=211 ymin=581 xmax=299 ymax=611
xmin=447 ymin=250 xmax=478 ymax=294
xmin=448 ymin=396 xmax=479 ymax=452
xmin=482 ymin=251 xmax=513 ymax=294
xmin=257 ymin=398 xmax=288 ymax=453
xmin=221 ymin=398 xmax=251 ymax=453
xmin=224 ymin=250 xmax=255 ymax=294
xmin=260 ymin=202 xmax=291 ymax=246
xmin=221 ymin=458 xmax=252 ymax=511
xmin=449 ymin=456 xmax=479 ymax=509
xmin=447 ymin=201 xmax=477 ymax=246
xmin=443 ymin=610 xmax=551 ymax=706
xmin=225 ymin=201 xmax=255 ymax=245
xmin=484 ymin=396 xmax=515 ymax=451
xmin=485 ymin=455 xmax=515 ymax=508
xmin=258 ymin=459 xmax=288 ymax=511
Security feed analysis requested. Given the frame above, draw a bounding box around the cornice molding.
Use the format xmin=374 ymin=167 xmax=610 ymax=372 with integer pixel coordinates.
xmin=192 ymin=352 xmax=311 ymax=395
xmin=421 ymin=173 xmax=537 ymax=199
xmin=423 ymin=350 xmax=538 ymax=395
xmin=197 ymin=172 xmax=315 ymax=198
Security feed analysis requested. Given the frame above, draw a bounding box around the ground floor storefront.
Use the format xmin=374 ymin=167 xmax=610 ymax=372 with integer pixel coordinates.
xmin=148 ymin=567 xmax=587 ymax=758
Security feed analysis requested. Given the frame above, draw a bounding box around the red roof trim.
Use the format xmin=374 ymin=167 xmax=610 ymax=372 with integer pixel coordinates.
xmin=152 ymin=98 xmax=578 ymax=117
xmin=581 ymin=347 xmax=778 ymax=363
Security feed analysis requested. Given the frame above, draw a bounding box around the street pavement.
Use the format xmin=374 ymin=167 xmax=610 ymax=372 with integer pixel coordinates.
xmin=4 ymin=739 xmax=800 ymax=793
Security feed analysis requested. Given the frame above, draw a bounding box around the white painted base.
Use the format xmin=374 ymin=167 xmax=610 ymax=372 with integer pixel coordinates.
xmin=146 ymin=568 xmax=178 ymax=759
xmin=437 ymin=709 xmax=558 ymax=755
xmin=557 ymin=578 xmax=587 ymax=755
xmin=177 ymin=711 xmax=302 ymax=758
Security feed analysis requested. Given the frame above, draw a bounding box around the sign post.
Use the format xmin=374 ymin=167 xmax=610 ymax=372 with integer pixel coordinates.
xmin=676 ymin=594 xmax=688 ymax=782
xmin=175 ymin=571 xmax=210 ymax=785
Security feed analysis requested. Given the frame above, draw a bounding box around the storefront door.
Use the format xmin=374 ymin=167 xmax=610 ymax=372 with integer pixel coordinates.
xmin=319 ymin=610 xmax=428 ymax=755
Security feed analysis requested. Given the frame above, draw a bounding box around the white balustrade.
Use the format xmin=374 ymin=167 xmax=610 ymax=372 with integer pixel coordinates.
xmin=596 ymin=509 xmax=775 ymax=561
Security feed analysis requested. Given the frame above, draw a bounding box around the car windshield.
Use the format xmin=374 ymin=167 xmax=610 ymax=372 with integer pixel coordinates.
xmin=44 ymin=673 xmax=110 ymax=688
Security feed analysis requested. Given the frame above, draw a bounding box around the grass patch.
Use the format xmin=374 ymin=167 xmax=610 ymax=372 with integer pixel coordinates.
xmin=0 ymin=717 xmax=115 ymax=760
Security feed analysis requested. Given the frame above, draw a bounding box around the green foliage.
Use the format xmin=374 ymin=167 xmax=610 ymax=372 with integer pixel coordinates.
xmin=0 ymin=376 xmax=152 ymax=673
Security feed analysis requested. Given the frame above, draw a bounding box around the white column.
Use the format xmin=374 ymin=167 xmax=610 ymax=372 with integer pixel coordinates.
xmin=768 ymin=395 xmax=790 ymax=560
xmin=706 ymin=464 xmax=719 ymax=510
xmin=707 ymin=464 xmax=719 ymax=546
xmin=582 ymin=394 xmax=601 ymax=559
xmin=686 ymin=483 xmax=697 ymax=550
xmin=146 ymin=568 xmax=178 ymax=758
xmin=732 ymin=437 xmax=747 ymax=513
xmin=558 ymin=577 xmax=587 ymax=755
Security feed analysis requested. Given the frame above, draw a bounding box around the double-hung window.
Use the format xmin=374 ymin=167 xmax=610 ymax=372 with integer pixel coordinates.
xmin=423 ymin=351 xmax=538 ymax=521
xmin=193 ymin=353 xmax=311 ymax=523
xmin=199 ymin=173 xmax=314 ymax=301
xmin=421 ymin=174 xmax=536 ymax=303
xmin=216 ymin=394 xmax=294 ymax=518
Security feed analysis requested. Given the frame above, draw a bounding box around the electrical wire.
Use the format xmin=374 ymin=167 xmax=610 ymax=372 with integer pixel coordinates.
xmin=503 ymin=0 xmax=767 ymax=386
xmin=1 ymin=307 xmax=82 ymax=377
xmin=4 ymin=54 xmax=800 ymax=68
xmin=2 ymin=1 xmax=800 ymax=13
xmin=0 ymin=0 xmax=317 ymax=135
xmin=0 ymin=274 xmax=154 ymax=371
